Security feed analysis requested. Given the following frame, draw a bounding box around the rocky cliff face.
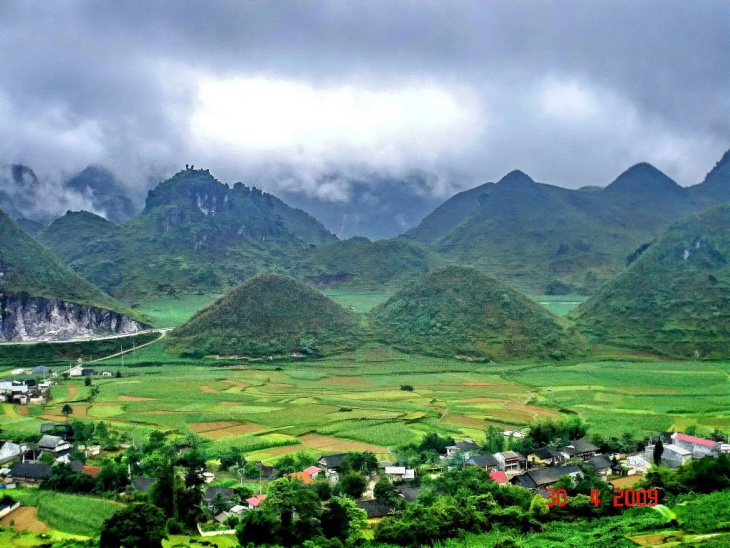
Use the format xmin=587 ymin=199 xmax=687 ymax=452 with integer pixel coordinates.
xmin=0 ymin=295 xmax=146 ymax=342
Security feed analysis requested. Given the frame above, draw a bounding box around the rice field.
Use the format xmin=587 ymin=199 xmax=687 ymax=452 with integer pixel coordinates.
xmin=1 ymin=343 xmax=728 ymax=463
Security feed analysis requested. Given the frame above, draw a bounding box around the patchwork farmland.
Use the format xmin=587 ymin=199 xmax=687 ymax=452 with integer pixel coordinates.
xmin=2 ymin=339 xmax=728 ymax=464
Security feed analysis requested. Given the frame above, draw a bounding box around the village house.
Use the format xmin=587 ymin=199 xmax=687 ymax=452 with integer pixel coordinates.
xmin=645 ymin=443 xmax=692 ymax=469
xmin=10 ymin=368 xmax=27 ymax=375
xmin=445 ymin=439 xmax=480 ymax=460
xmin=625 ymin=454 xmax=652 ymax=474
xmin=671 ymin=433 xmax=724 ymax=459
xmin=317 ymin=453 xmax=347 ymax=478
xmin=489 ymin=471 xmax=509 ymax=485
xmin=586 ymin=455 xmax=613 ymax=478
xmin=253 ymin=461 xmax=278 ymax=481
xmin=203 ymin=487 xmax=236 ymax=510
xmin=527 ymin=447 xmax=563 ymax=467
xmin=558 ymin=438 xmax=599 ymax=461
xmin=384 ymin=466 xmax=416 ymax=481
xmin=37 ymin=434 xmax=72 ymax=460
xmin=286 ymin=470 xmax=315 ymax=484
xmin=494 ymin=450 xmax=526 ymax=474
xmin=245 ymin=494 xmax=267 ymax=510
xmin=0 ymin=441 xmax=26 ymax=464
xmin=466 ymin=453 xmax=500 ymax=472
xmin=302 ymin=465 xmax=322 ymax=478
xmin=356 ymin=499 xmax=394 ymax=519
xmin=10 ymin=462 xmax=51 ymax=486
xmin=31 ymin=366 xmax=53 ymax=376
xmin=130 ymin=476 xmax=157 ymax=493
xmin=510 ymin=464 xmax=582 ymax=491
xmin=397 ymin=485 xmax=420 ymax=503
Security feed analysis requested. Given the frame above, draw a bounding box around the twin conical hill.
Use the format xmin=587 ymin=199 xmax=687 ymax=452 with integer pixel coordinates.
xmin=368 ymin=266 xmax=584 ymax=360
xmin=166 ymin=274 xmax=360 ymax=357
xmin=572 ymin=204 xmax=730 ymax=356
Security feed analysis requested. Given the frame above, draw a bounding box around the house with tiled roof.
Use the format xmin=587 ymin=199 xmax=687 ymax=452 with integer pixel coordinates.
xmin=494 ymin=450 xmax=526 ymax=474
xmin=528 ymin=447 xmax=563 ymax=467
xmin=303 ymin=465 xmax=322 ymax=478
xmin=586 ymin=455 xmax=612 ymax=478
xmin=558 ymin=438 xmax=599 ymax=461
xmin=286 ymin=471 xmax=314 ymax=484
xmin=130 ymin=476 xmax=157 ymax=493
xmin=10 ymin=462 xmax=51 ymax=485
xmin=510 ymin=464 xmax=582 ymax=491
xmin=489 ymin=471 xmax=509 ymax=485
xmin=466 ymin=453 xmax=500 ymax=472
xmin=446 ymin=439 xmax=480 ymax=460
xmin=245 ymin=494 xmax=267 ymax=509
xmin=644 ymin=443 xmax=691 ymax=469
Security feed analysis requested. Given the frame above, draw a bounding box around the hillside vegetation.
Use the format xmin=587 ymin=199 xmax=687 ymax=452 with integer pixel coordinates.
xmin=38 ymin=169 xmax=335 ymax=300
xmin=166 ymin=274 xmax=360 ymax=357
xmin=0 ymin=209 xmax=135 ymax=316
xmin=403 ymin=156 xmax=730 ymax=294
xmin=572 ymin=204 xmax=730 ymax=357
xmin=369 ymin=266 xmax=585 ymax=360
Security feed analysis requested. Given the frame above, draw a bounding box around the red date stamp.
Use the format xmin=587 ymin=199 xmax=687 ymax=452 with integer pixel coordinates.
xmin=545 ymin=488 xmax=658 ymax=507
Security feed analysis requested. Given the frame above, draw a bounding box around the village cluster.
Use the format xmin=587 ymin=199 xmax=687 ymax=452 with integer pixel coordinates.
xmin=2 ymin=409 xmax=729 ymax=534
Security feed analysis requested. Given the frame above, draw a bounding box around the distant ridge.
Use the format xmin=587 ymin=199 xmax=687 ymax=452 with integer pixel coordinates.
xmin=402 ymin=152 xmax=730 ymax=294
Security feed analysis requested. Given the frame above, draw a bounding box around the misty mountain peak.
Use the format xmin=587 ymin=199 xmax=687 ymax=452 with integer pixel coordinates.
xmin=605 ymin=162 xmax=683 ymax=195
xmin=497 ymin=170 xmax=535 ymax=186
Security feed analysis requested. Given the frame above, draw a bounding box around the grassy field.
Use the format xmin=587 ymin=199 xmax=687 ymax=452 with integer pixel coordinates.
xmin=9 ymin=489 xmax=123 ymax=536
xmin=525 ymin=293 xmax=588 ymax=316
xmin=321 ymin=289 xmax=393 ymax=313
xmin=2 ymin=343 xmax=728 ymax=462
xmin=134 ymin=293 xmax=222 ymax=327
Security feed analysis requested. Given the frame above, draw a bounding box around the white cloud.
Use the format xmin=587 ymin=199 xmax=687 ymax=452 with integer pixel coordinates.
xmin=189 ymin=77 xmax=485 ymax=170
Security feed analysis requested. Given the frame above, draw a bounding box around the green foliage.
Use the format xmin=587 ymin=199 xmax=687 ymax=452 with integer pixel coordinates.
xmin=573 ymin=204 xmax=730 ymax=357
xmin=369 ymin=266 xmax=585 ymax=360
xmin=166 ymin=274 xmax=361 ymax=357
xmin=38 ymin=170 xmax=334 ymax=301
xmin=336 ymin=473 xmax=368 ymax=499
xmin=100 ymin=502 xmax=167 ymax=548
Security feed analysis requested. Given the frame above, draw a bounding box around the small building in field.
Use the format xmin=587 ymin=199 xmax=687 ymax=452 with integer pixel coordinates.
xmin=384 ymin=466 xmax=415 ymax=481
xmin=303 ymin=465 xmax=322 ymax=478
xmin=10 ymin=462 xmax=51 ymax=486
xmin=0 ymin=442 xmax=26 ymax=464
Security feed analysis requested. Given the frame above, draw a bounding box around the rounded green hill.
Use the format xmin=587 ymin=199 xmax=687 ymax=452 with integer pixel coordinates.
xmin=368 ymin=266 xmax=583 ymax=360
xmin=572 ymin=204 xmax=730 ymax=357
xmin=166 ymin=273 xmax=360 ymax=357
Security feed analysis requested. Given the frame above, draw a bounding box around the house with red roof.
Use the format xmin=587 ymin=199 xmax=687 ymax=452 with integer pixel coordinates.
xmin=672 ymin=433 xmax=723 ymax=459
xmin=302 ymin=465 xmax=322 ymax=478
xmin=81 ymin=465 xmax=102 ymax=478
xmin=489 ymin=471 xmax=508 ymax=485
xmin=286 ymin=471 xmax=314 ymax=484
xmin=245 ymin=494 xmax=267 ymax=509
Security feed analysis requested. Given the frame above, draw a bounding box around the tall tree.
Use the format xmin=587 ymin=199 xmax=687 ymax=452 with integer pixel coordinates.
xmin=99 ymin=502 xmax=166 ymax=548
xmin=653 ymin=439 xmax=664 ymax=466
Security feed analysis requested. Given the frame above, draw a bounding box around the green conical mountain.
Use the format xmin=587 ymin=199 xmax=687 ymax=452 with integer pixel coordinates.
xmin=0 ymin=209 xmax=130 ymax=313
xmin=572 ymin=204 xmax=730 ymax=357
xmin=167 ymin=274 xmax=360 ymax=357
xmin=368 ymin=266 xmax=584 ymax=360
xmin=39 ymin=168 xmax=336 ymax=300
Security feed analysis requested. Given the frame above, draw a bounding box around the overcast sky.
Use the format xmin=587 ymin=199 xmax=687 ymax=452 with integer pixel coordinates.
xmin=1 ymin=0 xmax=728 ymax=202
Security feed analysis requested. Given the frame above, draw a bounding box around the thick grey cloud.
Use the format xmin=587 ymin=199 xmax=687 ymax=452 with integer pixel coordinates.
xmin=1 ymin=0 xmax=728 ymax=213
